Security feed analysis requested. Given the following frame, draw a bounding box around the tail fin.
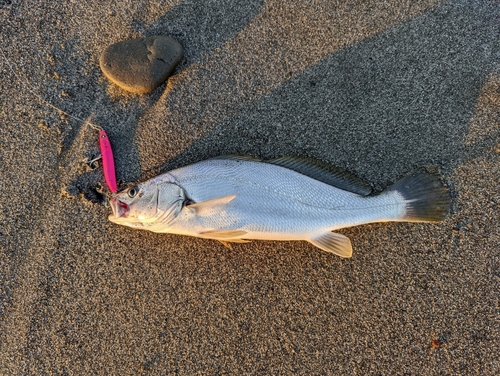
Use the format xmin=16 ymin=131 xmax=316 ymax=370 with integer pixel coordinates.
xmin=388 ymin=173 xmax=451 ymax=222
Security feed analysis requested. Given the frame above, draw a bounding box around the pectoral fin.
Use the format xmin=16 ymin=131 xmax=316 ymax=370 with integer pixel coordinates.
xmin=309 ymin=232 xmax=352 ymax=258
xmin=186 ymin=195 xmax=237 ymax=215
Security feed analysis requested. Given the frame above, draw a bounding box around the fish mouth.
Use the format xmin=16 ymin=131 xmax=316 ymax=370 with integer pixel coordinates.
xmin=110 ymin=197 xmax=129 ymax=219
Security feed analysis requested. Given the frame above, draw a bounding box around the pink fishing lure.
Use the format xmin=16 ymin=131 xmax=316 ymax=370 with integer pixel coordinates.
xmin=99 ymin=130 xmax=117 ymax=193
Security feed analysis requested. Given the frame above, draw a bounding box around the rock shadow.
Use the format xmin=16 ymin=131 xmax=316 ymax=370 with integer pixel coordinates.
xmin=143 ymin=0 xmax=264 ymax=68
xmin=55 ymin=0 xmax=263 ymax=193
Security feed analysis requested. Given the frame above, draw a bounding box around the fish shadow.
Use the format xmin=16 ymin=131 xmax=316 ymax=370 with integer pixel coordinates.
xmin=146 ymin=1 xmax=498 ymax=191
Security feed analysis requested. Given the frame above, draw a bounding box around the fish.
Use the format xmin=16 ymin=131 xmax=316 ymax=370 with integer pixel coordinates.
xmin=108 ymin=156 xmax=450 ymax=257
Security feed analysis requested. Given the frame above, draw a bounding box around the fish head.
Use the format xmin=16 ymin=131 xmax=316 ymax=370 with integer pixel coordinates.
xmin=108 ymin=179 xmax=186 ymax=230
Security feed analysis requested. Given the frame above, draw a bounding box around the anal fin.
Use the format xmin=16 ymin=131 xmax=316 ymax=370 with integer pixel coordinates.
xmin=309 ymin=232 xmax=352 ymax=258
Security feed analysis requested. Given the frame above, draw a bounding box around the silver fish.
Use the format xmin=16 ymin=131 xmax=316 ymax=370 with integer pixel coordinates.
xmin=109 ymin=156 xmax=450 ymax=257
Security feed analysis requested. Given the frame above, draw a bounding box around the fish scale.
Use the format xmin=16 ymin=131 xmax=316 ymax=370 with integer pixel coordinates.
xmin=169 ymin=159 xmax=403 ymax=224
xmin=170 ymin=159 xmax=364 ymax=210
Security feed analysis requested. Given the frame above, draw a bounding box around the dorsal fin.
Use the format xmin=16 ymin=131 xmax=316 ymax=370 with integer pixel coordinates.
xmin=208 ymin=155 xmax=372 ymax=196
xmin=267 ymin=156 xmax=372 ymax=196
xmin=208 ymin=155 xmax=262 ymax=162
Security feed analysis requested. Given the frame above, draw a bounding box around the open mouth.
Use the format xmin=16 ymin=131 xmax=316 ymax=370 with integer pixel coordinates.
xmin=110 ymin=197 xmax=129 ymax=218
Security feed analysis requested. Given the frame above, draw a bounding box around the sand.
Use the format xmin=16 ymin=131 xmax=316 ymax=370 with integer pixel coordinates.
xmin=1 ymin=0 xmax=499 ymax=374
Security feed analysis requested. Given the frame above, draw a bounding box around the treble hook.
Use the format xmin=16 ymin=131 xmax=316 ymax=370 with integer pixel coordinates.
xmin=86 ymin=155 xmax=102 ymax=170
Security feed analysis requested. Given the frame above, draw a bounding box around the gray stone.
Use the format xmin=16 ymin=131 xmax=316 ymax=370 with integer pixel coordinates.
xmin=100 ymin=36 xmax=183 ymax=94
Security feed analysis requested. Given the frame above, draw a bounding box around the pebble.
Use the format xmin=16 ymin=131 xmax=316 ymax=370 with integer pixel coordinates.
xmin=100 ymin=36 xmax=183 ymax=94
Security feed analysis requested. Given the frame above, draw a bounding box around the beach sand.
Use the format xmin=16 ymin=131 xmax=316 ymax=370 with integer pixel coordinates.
xmin=1 ymin=0 xmax=499 ymax=374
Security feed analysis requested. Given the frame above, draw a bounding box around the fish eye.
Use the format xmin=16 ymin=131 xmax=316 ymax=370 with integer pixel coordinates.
xmin=128 ymin=187 xmax=138 ymax=198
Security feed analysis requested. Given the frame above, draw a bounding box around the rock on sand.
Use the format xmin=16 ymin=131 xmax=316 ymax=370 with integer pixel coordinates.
xmin=100 ymin=35 xmax=183 ymax=94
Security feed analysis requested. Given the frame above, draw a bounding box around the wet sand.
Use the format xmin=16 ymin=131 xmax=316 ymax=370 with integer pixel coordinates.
xmin=1 ymin=0 xmax=499 ymax=374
